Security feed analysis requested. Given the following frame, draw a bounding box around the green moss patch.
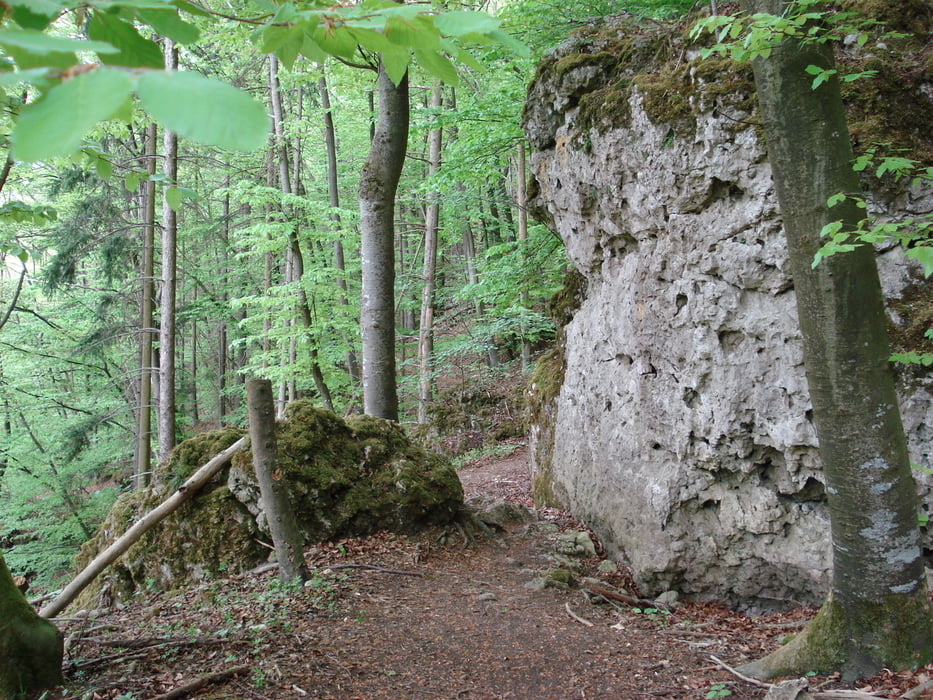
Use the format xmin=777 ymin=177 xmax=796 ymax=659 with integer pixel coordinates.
xmin=72 ymin=410 xmax=463 ymax=605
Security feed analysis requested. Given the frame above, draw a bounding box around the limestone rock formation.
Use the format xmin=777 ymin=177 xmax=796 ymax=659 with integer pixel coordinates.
xmin=523 ymin=14 xmax=933 ymax=609
xmin=75 ymin=406 xmax=462 ymax=600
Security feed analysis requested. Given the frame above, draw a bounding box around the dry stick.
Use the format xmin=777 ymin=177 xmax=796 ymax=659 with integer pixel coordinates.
xmin=709 ymin=655 xmax=772 ymax=689
xmin=149 ymin=665 xmax=250 ymax=700
xmin=710 ymin=656 xmax=886 ymax=700
xmin=326 ymin=563 xmax=423 ymax=577
xmin=40 ymin=437 xmax=248 ymax=618
xmin=564 ymin=602 xmax=594 ymax=627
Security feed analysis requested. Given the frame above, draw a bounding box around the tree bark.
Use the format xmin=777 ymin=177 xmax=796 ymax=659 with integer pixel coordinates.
xmin=0 ymin=554 xmax=62 ymax=698
xmin=158 ymin=39 xmax=179 ymax=463
xmin=359 ymin=62 xmax=409 ymax=421
xmin=245 ymin=379 xmax=308 ymax=583
xmin=737 ymin=0 xmax=933 ymax=681
xmin=417 ymin=84 xmax=443 ymax=424
xmin=269 ymin=57 xmax=334 ymax=411
xmin=135 ymin=123 xmax=157 ymax=487
xmin=40 ymin=437 xmax=247 ymax=619
xmin=320 ymin=72 xmax=361 ymax=387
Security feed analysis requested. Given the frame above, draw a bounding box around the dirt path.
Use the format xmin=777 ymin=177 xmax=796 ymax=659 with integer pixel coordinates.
xmin=47 ymin=444 xmax=923 ymax=699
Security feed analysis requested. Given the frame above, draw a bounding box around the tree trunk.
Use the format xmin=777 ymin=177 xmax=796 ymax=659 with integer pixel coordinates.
xmin=158 ymin=39 xmax=178 ymax=463
xmin=269 ymin=57 xmax=334 ymax=411
xmin=320 ymin=72 xmax=361 ymax=387
xmin=136 ymin=123 xmax=157 ymax=487
xmin=359 ymin=62 xmax=409 ymax=421
xmin=0 ymin=554 xmax=62 ymax=698
xmin=737 ymin=0 xmax=933 ymax=681
xmin=245 ymin=379 xmax=308 ymax=583
xmin=40 ymin=437 xmax=247 ymax=619
xmin=417 ymin=83 xmax=443 ymax=424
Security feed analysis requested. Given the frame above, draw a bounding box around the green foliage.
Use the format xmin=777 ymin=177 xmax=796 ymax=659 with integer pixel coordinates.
xmin=705 ymin=683 xmax=733 ymax=698
xmin=690 ymin=0 xmax=905 ymax=64
xmin=2 ymin=0 xmax=269 ymax=161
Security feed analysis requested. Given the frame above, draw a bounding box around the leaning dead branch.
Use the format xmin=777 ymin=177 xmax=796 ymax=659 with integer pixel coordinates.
xmin=40 ymin=437 xmax=247 ymax=619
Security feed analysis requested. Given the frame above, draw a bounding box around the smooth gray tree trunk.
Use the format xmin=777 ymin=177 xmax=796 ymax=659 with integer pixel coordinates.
xmin=359 ymin=63 xmax=409 ymax=421
xmin=320 ymin=73 xmax=361 ymax=388
xmin=738 ymin=0 xmax=933 ymax=680
xmin=158 ymin=40 xmax=178 ymax=463
xmin=135 ymin=123 xmax=157 ymax=487
xmin=417 ymin=83 xmax=443 ymax=424
xmin=246 ymin=379 xmax=308 ymax=583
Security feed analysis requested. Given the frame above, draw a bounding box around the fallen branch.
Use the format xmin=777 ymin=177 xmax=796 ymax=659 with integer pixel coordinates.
xmin=710 ymin=655 xmax=772 ymax=689
xmin=583 ymin=582 xmax=669 ymax=611
xmin=323 ymin=563 xmax=424 ymax=577
xmin=40 ymin=437 xmax=247 ymax=619
xmin=149 ymin=665 xmax=250 ymax=700
xmin=564 ymin=602 xmax=594 ymax=627
xmin=710 ymin=656 xmax=888 ymax=699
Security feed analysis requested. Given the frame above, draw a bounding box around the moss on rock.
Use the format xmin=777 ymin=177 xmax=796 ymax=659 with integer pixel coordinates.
xmin=75 ymin=411 xmax=463 ymax=604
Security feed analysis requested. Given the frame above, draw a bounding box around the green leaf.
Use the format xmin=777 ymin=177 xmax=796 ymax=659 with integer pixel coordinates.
xmin=12 ymin=68 xmax=134 ymax=161
xmin=385 ymin=16 xmax=439 ymax=50
xmin=0 ymin=28 xmax=118 ymax=56
xmin=348 ymin=27 xmax=396 ymax=54
xmin=312 ymin=24 xmax=360 ymax=59
xmin=433 ymin=10 xmax=500 ymax=38
xmin=137 ymin=9 xmax=201 ymax=45
xmin=380 ymin=48 xmax=410 ymax=87
xmin=827 ymin=193 xmax=846 ymax=207
xmin=4 ymin=45 xmax=76 ymax=71
xmin=299 ymin=36 xmax=328 ymax=63
xmin=95 ymin=156 xmax=113 ymax=180
xmin=171 ymin=0 xmax=213 ymax=18
xmin=88 ymin=12 xmax=164 ymax=68
xmin=487 ymin=30 xmax=530 ymax=58
xmin=11 ymin=3 xmax=56 ymax=30
xmin=0 ymin=68 xmax=52 ymax=87
xmin=125 ymin=170 xmax=142 ymax=192
xmin=165 ymin=186 xmax=182 ymax=210
xmin=413 ymin=49 xmax=458 ymax=86
xmin=136 ymin=70 xmax=270 ymax=152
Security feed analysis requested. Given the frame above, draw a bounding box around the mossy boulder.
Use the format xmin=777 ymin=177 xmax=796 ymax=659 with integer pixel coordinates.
xmin=74 ymin=406 xmax=463 ymax=603
xmin=229 ymin=405 xmax=464 ymax=542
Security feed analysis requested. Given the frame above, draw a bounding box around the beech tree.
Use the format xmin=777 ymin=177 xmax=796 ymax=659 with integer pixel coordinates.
xmin=694 ymin=0 xmax=933 ymax=680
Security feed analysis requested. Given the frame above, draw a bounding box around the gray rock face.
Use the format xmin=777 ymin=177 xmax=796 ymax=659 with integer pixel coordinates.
xmin=523 ymin=20 xmax=932 ymax=609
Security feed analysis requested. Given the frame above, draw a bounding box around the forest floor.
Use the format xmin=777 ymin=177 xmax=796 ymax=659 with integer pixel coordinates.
xmin=44 ymin=441 xmax=933 ymax=700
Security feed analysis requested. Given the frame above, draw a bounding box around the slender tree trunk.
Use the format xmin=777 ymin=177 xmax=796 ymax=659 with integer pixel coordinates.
xmin=136 ymin=123 xmax=157 ymax=486
xmin=269 ymin=57 xmax=333 ymax=411
xmin=320 ymin=72 xmax=361 ymax=386
xmin=359 ymin=63 xmax=409 ymax=421
xmin=737 ymin=0 xmax=933 ymax=680
xmin=218 ymin=175 xmax=230 ymax=422
xmin=0 ymin=554 xmax=62 ymax=697
xmin=417 ymin=84 xmax=443 ymax=424
xmin=158 ymin=40 xmax=178 ymax=463
xmin=246 ymin=379 xmax=308 ymax=583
